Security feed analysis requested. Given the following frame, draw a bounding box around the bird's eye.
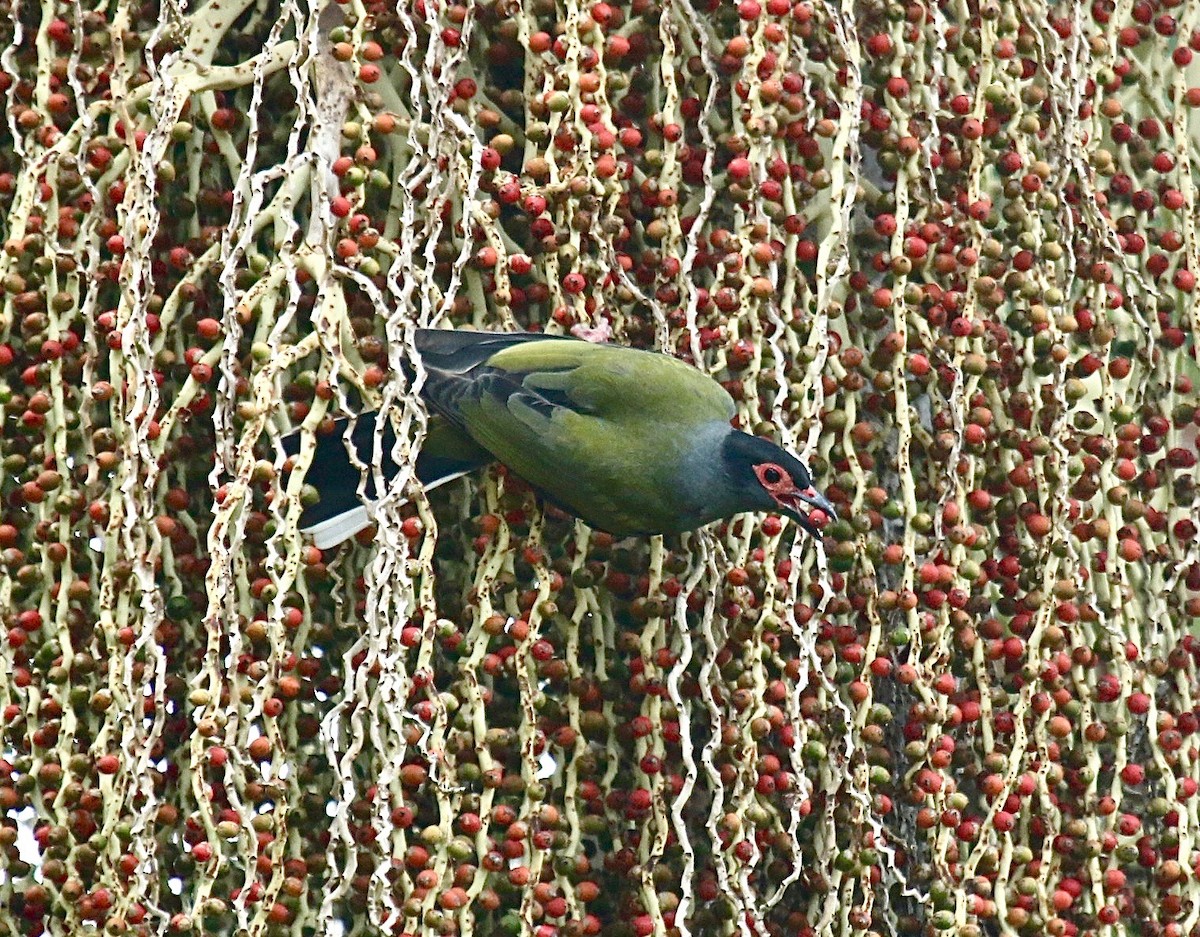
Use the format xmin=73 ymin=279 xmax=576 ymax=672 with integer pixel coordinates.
xmin=762 ymin=466 xmax=783 ymax=485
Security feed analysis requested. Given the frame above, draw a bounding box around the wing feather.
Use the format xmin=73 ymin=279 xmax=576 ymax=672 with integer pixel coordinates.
xmin=412 ymin=330 xmax=735 ymax=533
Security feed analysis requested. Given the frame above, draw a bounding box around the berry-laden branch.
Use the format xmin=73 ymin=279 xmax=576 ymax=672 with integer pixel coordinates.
xmin=1 ymin=0 xmax=1200 ymax=935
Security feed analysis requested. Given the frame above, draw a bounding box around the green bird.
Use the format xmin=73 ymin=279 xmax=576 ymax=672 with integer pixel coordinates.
xmin=282 ymin=329 xmax=835 ymax=548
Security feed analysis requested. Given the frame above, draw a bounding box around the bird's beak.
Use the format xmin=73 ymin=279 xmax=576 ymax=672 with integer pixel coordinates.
xmin=775 ymin=487 xmax=837 ymax=537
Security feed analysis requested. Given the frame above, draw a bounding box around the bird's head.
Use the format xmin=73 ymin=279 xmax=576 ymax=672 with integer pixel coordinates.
xmin=722 ymin=432 xmax=837 ymax=537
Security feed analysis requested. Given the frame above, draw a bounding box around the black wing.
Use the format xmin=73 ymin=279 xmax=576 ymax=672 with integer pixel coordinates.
xmin=410 ymin=328 xmax=583 ymax=427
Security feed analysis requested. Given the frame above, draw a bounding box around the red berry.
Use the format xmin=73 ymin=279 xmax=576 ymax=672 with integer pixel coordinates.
xmin=865 ymin=33 xmax=893 ymax=56
xmin=727 ymin=157 xmax=752 ymax=181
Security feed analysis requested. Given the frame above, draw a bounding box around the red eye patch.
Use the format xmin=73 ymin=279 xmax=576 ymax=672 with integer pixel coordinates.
xmin=754 ymin=462 xmax=794 ymax=494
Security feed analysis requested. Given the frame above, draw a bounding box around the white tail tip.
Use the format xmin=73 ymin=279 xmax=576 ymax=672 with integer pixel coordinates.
xmin=304 ymin=505 xmax=372 ymax=550
xmin=300 ymin=470 xmax=473 ymax=550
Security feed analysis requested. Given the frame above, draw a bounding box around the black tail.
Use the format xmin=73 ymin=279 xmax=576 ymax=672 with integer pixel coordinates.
xmin=284 ymin=330 xmax=563 ymax=547
xmin=280 ymin=412 xmax=489 ymax=547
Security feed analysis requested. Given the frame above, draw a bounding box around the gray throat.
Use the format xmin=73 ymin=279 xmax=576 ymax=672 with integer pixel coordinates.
xmin=672 ymin=422 xmax=742 ymax=527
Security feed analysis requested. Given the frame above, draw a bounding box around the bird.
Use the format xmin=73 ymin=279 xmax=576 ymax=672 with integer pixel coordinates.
xmin=281 ymin=329 xmax=836 ymax=549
